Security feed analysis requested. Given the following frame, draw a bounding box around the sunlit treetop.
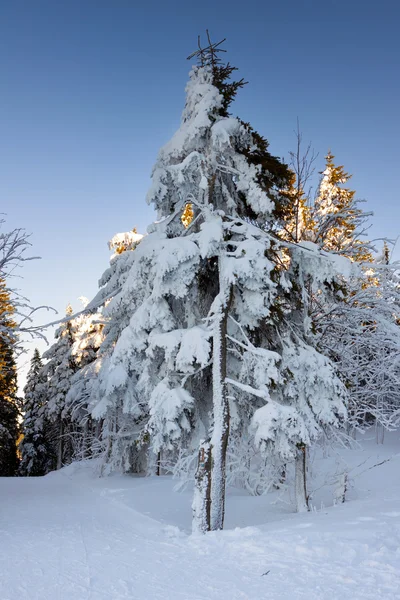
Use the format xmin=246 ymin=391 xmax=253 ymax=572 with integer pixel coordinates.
xmin=314 ymin=152 xmax=373 ymax=263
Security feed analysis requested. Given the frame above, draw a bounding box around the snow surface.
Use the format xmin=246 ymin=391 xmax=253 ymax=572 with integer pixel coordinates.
xmin=1 ymin=435 xmax=400 ymax=599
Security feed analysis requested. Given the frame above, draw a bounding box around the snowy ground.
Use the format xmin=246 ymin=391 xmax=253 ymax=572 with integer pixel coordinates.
xmin=1 ymin=434 xmax=400 ymax=599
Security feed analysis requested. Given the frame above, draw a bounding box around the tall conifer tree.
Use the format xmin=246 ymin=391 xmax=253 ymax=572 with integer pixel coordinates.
xmin=82 ymin=35 xmax=348 ymax=528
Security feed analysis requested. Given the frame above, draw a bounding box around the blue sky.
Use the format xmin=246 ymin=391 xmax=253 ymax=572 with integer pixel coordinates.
xmin=1 ymin=0 xmax=399 ymax=365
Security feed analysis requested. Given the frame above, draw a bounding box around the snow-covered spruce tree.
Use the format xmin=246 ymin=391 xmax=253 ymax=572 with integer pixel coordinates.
xmin=81 ymin=38 xmax=291 ymax=524
xmin=19 ymin=349 xmax=54 ymax=476
xmin=0 ymin=277 xmax=20 ymax=476
xmin=73 ymin=229 xmax=148 ymax=474
xmin=87 ymin=37 xmax=349 ymax=527
xmin=144 ymin=40 xmax=296 ymax=531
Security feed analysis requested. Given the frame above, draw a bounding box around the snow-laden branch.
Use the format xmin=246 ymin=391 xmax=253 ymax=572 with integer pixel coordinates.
xmin=225 ymin=377 xmax=270 ymax=400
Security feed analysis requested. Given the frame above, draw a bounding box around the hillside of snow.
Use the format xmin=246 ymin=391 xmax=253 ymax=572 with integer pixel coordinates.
xmin=1 ymin=433 xmax=400 ymax=600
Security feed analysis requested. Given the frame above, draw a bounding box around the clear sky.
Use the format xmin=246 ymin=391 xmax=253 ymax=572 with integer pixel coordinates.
xmin=1 ymin=0 xmax=399 ymax=372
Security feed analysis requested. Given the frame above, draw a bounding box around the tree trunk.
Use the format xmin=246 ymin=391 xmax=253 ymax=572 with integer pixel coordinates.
xmin=95 ymin=418 xmax=103 ymax=442
xmin=57 ymin=419 xmax=64 ymax=470
xmin=100 ymin=413 xmax=115 ymax=476
xmin=209 ymin=283 xmax=233 ymax=531
xmin=375 ymin=421 xmax=385 ymax=445
xmin=295 ymin=444 xmax=309 ymax=512
xmin=156 ymin=451 xmax=161 ymax=476
xmin=192 ymin=440 xmax=212 ymax=534
xmin=334 ymin=472 xmax=348 ymax=504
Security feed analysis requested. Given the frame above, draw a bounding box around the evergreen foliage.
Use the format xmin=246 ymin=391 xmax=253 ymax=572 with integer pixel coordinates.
xmin=19 ymin=349 xmax=54 ymax=476
xmin=313 ymin=152 xmax=373 ymax=262
xmin=40 ymin=305 xmax=80 ymax=469
xmin=0 ymin=278 xmax=20 ymax=476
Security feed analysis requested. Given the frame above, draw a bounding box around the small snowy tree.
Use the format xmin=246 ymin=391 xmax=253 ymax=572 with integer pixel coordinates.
xmin=319 ymin=248 xmax=400 ymax=438
xmin=64 ymin=300 xmax=104 ymax=460
xmin=19 ymin=349 xmax=54 ymax=476
xmin=282 ymin=147 xmax=400 ymax=458
xmin=304 ymin=154 xmax=400 ymax=438
xmin=252 ymin=339 xmax=347 ymax=511
xmin=41 ymin=304 xmax=78 ymax=469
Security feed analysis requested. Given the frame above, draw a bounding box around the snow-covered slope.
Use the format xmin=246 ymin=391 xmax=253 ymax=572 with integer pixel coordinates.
xmin=1 ymin=435 xmax=400 ymax=599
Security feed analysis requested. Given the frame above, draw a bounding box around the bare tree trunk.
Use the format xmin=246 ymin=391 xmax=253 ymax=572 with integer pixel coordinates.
xmin=156 ymin=451 xmax=161 ymax=476
xmin=209 ymin=283 xmax=232 ymax=531
xmin=192 ymin=440 xmax=212 ymax=534
xmin=295 ymin=444 xmax=309 ymax=512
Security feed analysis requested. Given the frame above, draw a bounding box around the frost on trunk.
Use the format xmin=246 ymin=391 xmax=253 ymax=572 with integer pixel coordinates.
xmin=192 ymin=274 xmax=232 ymax=533
xmin=295 ymin=444 xmax=309 ymax=513
xmin=209 ymin=282 xmax=232 ymax=531
xmin=192 ymin=440 xmax=211 ymax=534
